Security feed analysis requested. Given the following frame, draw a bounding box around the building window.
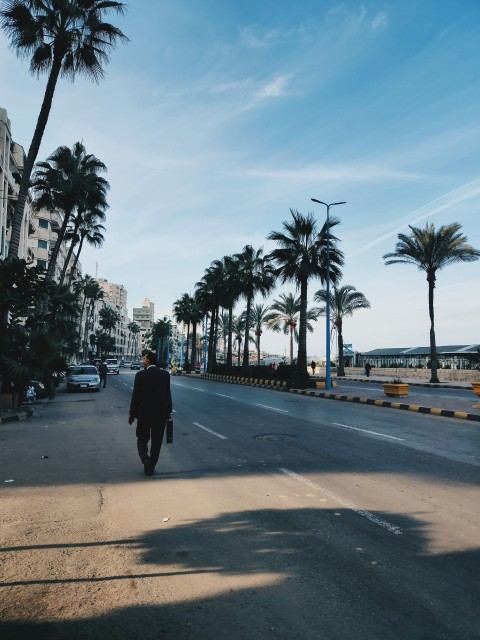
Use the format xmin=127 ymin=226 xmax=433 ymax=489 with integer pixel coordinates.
xmin=38 ymin=219 xmax=49 ymax=229
xmin=37 ymin=259 xmax=47 ymax=270
xmin=38 ymin=239 xmax=48 ymax=249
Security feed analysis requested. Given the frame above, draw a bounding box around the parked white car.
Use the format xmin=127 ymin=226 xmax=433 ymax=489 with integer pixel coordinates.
xmin=66 ymin=365 xmax=101 ymax=392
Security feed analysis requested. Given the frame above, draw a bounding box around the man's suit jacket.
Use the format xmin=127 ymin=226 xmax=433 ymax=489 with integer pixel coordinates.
xmin=129 ymin=366 xmax=173 ymax=427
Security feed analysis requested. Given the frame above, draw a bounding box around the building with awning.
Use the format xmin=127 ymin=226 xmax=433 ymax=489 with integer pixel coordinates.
xmin=359 ymin=345 xmax=480 ymax=370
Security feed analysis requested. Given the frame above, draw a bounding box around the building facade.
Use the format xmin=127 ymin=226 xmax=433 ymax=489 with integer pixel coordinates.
xmin=0 ymin=107 xmax=34 ymax=261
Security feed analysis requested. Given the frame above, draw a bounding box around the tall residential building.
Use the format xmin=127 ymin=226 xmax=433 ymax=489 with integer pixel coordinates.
xmin=0 ymin=107 xmax=34 ymax=261
xmin=97 ymin=278 xmax=129 ymax=359
xmin=133 ymin=298 xmax=155 ymax=355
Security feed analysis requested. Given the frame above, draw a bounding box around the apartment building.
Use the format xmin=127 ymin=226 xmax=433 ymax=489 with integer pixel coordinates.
xmin=0 ymin=107 xmax=34 ymax=261
xmin=97 ymin=278 xmax=129 ymax=359
xmin=133 ymin=298 xmax=155 ymax=355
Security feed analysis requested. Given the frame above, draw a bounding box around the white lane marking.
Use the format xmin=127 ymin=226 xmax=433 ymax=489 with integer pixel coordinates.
xmin=192 ymin=387 xmax=207 ymax=392
xmin=257 ymin=403 xmax=289 ymax=413
xmin=333 ymin=422 xmax=404 ymax=441
xmin=216 ymin=393 xmax=235 ymax=399
xmin=279 ymin=467 xmax=402 ymax=536
xmin=193 ymin=422 xmax=228 ymax=440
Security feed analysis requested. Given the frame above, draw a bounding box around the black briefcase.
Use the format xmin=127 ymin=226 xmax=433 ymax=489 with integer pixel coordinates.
xmin=166 ymin=418 xmax=173 ymax=444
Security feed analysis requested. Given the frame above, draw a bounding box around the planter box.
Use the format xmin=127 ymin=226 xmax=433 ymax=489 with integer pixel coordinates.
xmin=316 ymin=381 xmax=337 ymax=389
xmin=383 ymin=383 xmax=409 ymax=397
xmin=471 ymin=382 xmax=480 ymax=397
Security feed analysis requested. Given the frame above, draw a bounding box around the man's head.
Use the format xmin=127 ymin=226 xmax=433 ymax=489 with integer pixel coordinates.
xmin=143 ymin=351 xmax=158 ymax=368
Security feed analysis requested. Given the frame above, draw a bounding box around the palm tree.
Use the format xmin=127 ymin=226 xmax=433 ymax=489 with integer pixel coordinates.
xmin=61 ymin=205 xmax=106 ymax=285
xmin=127 ymin=321 xmax=140 ymax=360
xmin=67 ymin=211 xmax=106 ymax=285
xmin=383 ymin=222 xmax=479 ymax=383
xmin=314 ymin=284 xmax=370 ymax=377
xmin=267 ymin=209 xmax=344 ymax=387
xmin=79 ymin=276 xmax=103 ymax=360
xmin=265 ymin=292 xmax=320 ymax=364
xmin=248 ymin=303 xmax=272 ymax=365
xmin=235 ymin=245 xmax=275 ymax=370
xmin=31 ymin=141 xmax=109 ymax=285
xmin=0 ymin=0 xmax=127 ymax=258
xmin=231 ymin=315 xmax=246 ymax=366
xmin=219 ymin=255 xmax=242 ymax=367
xmin=173 ymin=293 xmax=194 ymax=370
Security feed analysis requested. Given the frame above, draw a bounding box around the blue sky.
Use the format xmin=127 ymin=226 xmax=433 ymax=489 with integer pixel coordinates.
xmin=1 ymin=0 xmax=479 ymax=357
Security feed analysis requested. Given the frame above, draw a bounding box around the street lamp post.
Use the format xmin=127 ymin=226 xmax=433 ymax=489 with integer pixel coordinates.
xmin=311 ymin=198 xmax=346 ymax=391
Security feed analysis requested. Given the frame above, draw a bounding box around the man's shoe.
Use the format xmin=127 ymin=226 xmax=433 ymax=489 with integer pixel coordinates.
xmin=143 ymin=458 xmax=154 ymax=476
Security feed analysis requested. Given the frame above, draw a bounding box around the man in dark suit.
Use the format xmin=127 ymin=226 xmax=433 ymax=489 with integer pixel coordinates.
xmin=128 ymin=351 xmax=173 ymax=476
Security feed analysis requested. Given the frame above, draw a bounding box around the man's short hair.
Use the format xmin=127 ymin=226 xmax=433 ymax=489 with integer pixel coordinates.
xmin=145 ymin=351 xmax=158 ymax=365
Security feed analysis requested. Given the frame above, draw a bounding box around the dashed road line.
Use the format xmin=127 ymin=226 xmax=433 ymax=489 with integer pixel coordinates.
xmin=332 ymin=422 xmax=405 ymax=441
xmin=193 ymin=422 xmax=228 ymax=440
xmin=279 ymin=467 xmax=402 ymax=536
xmin=256 ymin=404 xmax=289 ymax=413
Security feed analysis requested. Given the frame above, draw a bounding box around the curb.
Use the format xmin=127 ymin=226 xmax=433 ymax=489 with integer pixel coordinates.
xmin=290 ymin=390 xmax=480 ymax=423
xmin=0 ymin=407 xmax=34 ymax=424
xmin=199 ymin=374 xmax=480 ymax=423
xmin=201 ymin=373 xmax=287 ymax=389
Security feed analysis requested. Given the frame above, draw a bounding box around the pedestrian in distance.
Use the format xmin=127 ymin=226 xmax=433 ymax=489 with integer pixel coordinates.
xmin=365 ymin=362 xmax=371 ymax=378
xmin=99 ymin=361 xmax=108 ymax=388
xmin=128 ymin=351 xmax=173 ymax=477
xmin=311 ymin=360 xmax=316 ymax=375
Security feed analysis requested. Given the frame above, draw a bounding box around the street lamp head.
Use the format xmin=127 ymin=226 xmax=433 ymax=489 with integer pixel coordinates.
xmin=311 ymin=198 xmax=346 ymax=207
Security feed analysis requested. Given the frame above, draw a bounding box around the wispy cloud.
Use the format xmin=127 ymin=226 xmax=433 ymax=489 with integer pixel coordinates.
xmin=351 ymin=178 xmax=480 ymax=256
xmin=234 ymin=163 xmax=422 ymax=183
xmin=253 ymin=75 xmax=292 ymax=98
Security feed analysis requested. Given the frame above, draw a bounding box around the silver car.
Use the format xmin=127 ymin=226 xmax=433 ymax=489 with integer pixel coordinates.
xmin=66 ymin=365 xmax=101 ymax=392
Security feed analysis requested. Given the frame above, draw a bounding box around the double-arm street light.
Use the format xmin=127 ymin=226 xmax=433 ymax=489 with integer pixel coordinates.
xmin=311 ymin=198 xmax=346 ymax=391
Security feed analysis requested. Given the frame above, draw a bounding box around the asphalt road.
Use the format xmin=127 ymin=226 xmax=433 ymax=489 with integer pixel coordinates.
xmin=1 ymin=371 xmax=479 ymax=639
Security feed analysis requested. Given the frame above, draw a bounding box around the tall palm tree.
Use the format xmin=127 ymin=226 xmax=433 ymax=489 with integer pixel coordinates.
xmin=265 ymin=292 xmax=320 ymax=364
xmin=173 ymin=293 xmax=194 ymax=370
xmin=314 ymin=284 xmax=370 ymax=377
xmin=126 ymin=321 xmax=140 ymax=360
xmin=231 ymin=315 xmax=246 ymax=367
xmin=0 ymin=0 xmax=127 ymax=258
xmin=67 ymin=211 xmax=106 ymax=285
xmin=383 ymin=222 xmax=479 ymax=383
xmin=219 ymin=255 xmax=241 ymax=367
xmin=61 ymin=205 xmax=106 ymax=285
xmin=235 ymin=245 xmax=275 ymax=370
xmin=31 ymin=141 xmax=109 ymax=285
xmin=248 ymin=303 xmax=272 ymax=365
xmin=268 ymin=209 xmax=344 ymax=387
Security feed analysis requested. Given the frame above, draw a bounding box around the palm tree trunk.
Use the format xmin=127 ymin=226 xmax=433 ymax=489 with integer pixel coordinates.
xmin=242 ymin=296 xmax=252 ymax=369
xmin=68 ymin=235 xmax=85 ymax=285
xmin=337 ymin=319 xmax=345 ymax=377
xmin=184 ymin=323 xmax=191 ymax=370
xmin=59 ymin=236 xmax=79 ymax=285
xmin=207 ymin=307 xmax=216 ymax=372
xmin=9 ymin=56 xmax=63 ymax=258
xmin=428 ymin=276 xmax=440 ymax=383
xmin=257 ymin=333 xmax=261 ymax=365
xmin=289 ymin=325 xmax=294 ymax=364
xmin=191 ymin=321 xmax=197 ymax=369
xmin=227 ymin=306 xmax=233 ymax=367
xmin=296 ymin=278 xmax=309 ymax=387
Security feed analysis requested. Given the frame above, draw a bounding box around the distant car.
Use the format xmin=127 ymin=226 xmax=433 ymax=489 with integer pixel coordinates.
xmin=66 ymin=365 xmax=101 ymax=392
xmin=105 ymin=358 xmax=120 ymax=374
xmin=130 ymin=362 xmax=141 ymax=370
